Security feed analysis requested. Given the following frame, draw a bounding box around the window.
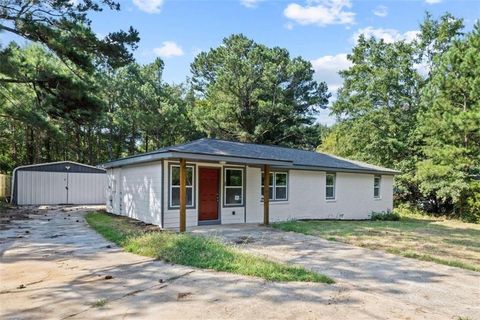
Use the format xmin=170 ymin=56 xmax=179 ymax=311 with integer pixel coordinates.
xmin=326 ymin=173 xmax=336 ymax=200
xmin=169 ymin=164 xmax=194 ymax=208
xmin=224 ymin=168 xmax=243 ymax=206
xmin=261 ymin=172 xmax=288 ymax=201
xmin=374 ymin=175 xmax=381 ymax=198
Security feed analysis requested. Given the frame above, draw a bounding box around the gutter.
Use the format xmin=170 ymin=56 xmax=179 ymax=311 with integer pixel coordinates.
xmin=101 ymin=151 xmax=292 ymax=169
xmin=275 ymin=164 xmax=400 ymax=175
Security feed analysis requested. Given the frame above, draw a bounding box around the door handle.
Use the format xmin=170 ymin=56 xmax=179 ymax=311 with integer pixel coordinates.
xmin=216 ymin=194 xmax=219 ymax=202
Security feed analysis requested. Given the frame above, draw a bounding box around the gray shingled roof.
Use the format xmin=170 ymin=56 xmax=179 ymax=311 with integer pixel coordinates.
xmin=103 ymin=138 xmax=399 ymax=174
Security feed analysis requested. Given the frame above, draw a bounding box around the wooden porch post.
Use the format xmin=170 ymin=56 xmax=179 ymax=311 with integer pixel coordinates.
xmin=263 ymin=164 xmax=270 ymax=225
xmin=179 ymin=159 xmax=186 ymax=232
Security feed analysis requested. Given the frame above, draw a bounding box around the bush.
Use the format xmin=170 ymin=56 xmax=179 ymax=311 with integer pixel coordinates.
xmin=464 ymin=185 xmax=480 ymax=223
xmin=371 ymin=210 xmax=400 ymax=221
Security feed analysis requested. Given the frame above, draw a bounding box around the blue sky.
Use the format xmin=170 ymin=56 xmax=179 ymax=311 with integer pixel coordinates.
xmin=2 ymin=0 xmax=479 ymax=124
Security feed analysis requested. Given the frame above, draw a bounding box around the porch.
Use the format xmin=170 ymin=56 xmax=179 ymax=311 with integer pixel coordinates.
xmin=175 ymin=159 xmax=272 ymax=232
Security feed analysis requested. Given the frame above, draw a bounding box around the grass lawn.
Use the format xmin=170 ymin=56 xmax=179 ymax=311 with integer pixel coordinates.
xmin=273 ymin=212 xmax=480 ymax=272
xmin=86 ymin=211 xmax=333 ymax=283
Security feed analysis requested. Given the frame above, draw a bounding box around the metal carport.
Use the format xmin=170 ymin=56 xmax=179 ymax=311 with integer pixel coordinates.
xmin=11 ymin=161 xmax=106 ymax=205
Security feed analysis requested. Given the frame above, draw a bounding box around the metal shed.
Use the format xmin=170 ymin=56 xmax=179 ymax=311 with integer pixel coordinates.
xmin=11 ymin=161 xmax=106 ymax=205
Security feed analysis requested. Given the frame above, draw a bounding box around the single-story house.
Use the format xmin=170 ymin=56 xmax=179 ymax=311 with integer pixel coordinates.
xmin=102 ymin=138 xmax=399 ymax=230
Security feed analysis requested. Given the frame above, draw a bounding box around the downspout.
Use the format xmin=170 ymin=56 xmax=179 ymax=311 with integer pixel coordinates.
xmin=244 ymin=165 xmax=247 ymax=224
xmin=161 ymin=159 xmax=164 ymax=229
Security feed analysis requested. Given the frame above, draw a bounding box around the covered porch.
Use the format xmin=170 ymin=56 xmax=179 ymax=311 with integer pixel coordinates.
xmin=175 ymin=159 xmax=273 ymax=232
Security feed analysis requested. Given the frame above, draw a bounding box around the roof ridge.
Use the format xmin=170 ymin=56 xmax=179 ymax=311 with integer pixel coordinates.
xmin=201 ymin=137 xmax=321 ymax=154
xmin=201 ymin=138 xmax=398 ymax=173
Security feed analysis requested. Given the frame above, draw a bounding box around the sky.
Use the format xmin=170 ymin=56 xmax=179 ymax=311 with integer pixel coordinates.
xmin=2 ymin=0 xmax=479 ymax=125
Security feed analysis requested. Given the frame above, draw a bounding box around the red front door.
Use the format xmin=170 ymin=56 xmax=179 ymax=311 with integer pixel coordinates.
xmin=199 ymin=168 xmax=220 ymax=221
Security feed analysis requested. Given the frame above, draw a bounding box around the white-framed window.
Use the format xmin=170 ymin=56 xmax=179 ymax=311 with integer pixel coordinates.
xmin=169 ymin=164 xmax=194 ymax=208
xmin=326 ymin=173 xmax=336 ymax=200
xmin=374 ymin=175 xmax=381 ymax=198
xmin=224 ymin=168 xmax=243 ymax=206
xmin=261 ymin=171 xmax=288 ymax=201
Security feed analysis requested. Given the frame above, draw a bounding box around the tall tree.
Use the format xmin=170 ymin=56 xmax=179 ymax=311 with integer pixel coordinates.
xmin=321 ymin=13 xmax=465 ymax=205
xmin=0 ymin=0 xmax=139 ymax=74
xmin=190 ymin=34 xmax=329 ymax=147
xmin=104 ymin=59 xmax=200 ymax=159
xmin=323 ymin=35 xmax=422 ymax=201
xmin=0 ymin=0 xmax=139 ymax=126
xmin=415 ymin=23 xmax=480 ymax=220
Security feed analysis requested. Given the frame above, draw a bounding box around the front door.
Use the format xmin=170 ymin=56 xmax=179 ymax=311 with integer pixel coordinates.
xmin=199 ymin=168 xmax=220 ymax=221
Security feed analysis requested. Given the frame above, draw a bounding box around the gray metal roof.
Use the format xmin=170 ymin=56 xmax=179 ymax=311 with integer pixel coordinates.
xmin=14 ymin=161 xmax=106 ymax=174
xmin=103 ymin=138 xmax=399 ymax=174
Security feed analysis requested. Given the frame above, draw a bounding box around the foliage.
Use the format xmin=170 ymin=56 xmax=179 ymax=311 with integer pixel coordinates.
xmin=103 ymin=59 xmax=200 ymax=159
xmin=190 ymin=34 xmax=330 ymax=147
xmin=370 ymin=211 xmax=400 ymax=221
xmin=0 ymin=6 xmax=477 ymax=224
xmin=320 ymin=13 xmax=479 ymax=221
xmin=86 ymin=211 xmax=334 ymax=283
xmin=0 ymin=43 xmax=198 ymax=171
xmin=415 ymin=22 xmax=480 ymax=218
xmin=0 ymin=0 xmax=143 ymax=171
xmin=273 ymin=213 xmax=480 ymax=272
xmin=0 ymin=0 xmax=139 ymax=73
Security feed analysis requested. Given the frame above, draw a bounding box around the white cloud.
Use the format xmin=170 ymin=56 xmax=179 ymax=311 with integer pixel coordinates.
xmin=153 ymin=41 xmax=184 ymax=58
xmin=373 ymin=5 xmax=388 ymax=17
xmin=316 ymin=107 xmax=336 ymax=126
xmin=425 ymin=0 xmax=441 ymax=4
xmin=352 ymin=27 xmax=419 ymax=44
xmin=283 ymin=0 xmax=355 ymax=27
xmin=132 ymin=0 xmax=164 ymax=13
xmin=311 ymin=53 xmax=351 ymax=94
xmin=240 ymin=0 xmax=260 ymax=8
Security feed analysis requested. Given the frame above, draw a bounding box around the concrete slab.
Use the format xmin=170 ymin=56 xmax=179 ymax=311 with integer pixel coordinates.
xmin=0 ymin=207 xmax=478 ymax=319
xmin=191 ymin=223 xmax=480 ymax=319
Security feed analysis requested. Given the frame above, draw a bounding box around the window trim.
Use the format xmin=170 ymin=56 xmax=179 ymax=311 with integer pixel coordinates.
xmin=223 ymin=167 xmax=245 ymax=207
xmin=325 ymin=172 xmax=336 ymax=200
xmin=261 ymin=171 xmax=289 ymax=202
xmin=374 ymin=175 xmax=381 ymax=199
xmin=168 ymin=163 xmax=196 ymax=210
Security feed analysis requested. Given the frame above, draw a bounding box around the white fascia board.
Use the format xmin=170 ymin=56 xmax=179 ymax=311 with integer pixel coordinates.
xmin=273 ymin=164 xmax=400 ymax=175
xmin=102 ymin=151 xmax=292 ymax=169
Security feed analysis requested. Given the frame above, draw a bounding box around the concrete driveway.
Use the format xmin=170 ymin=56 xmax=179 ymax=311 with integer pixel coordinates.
xmin=0 ymin=207 xmax=478 ymax=320
xmin=191 ymin=224 xmax=480 ymax=320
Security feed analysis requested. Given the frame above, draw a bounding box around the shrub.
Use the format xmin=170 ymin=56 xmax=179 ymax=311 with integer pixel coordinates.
xmin=371 ymin=210 xmax=400 ymax=221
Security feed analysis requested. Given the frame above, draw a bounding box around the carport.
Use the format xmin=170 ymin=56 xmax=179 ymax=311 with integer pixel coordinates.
xmin=11 ymin=161 xmax=106 ymax=205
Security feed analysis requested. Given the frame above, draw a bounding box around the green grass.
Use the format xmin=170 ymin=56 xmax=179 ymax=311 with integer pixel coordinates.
xmin=272 ymin=212 xmax=480 ymax=272
xmin=85 ymin=211 xmax=333 ymax=283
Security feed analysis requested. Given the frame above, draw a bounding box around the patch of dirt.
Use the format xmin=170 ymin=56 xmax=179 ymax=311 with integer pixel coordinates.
xmin=177 ymin=292 xmax=192 ymax=300
xmin=0 ymin=206 xmax=35 ymax=230
xmin=232 ymin=235 xmax=255 ymax=245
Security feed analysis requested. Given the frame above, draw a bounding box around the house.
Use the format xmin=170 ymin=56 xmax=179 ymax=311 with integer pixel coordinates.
xmin=102 ymin=138 xmax=399 ymax=230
